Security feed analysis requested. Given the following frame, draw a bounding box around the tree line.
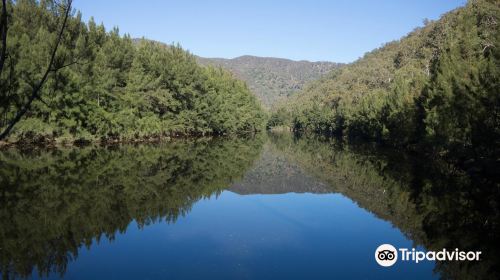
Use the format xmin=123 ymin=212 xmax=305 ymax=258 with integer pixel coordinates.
xmin=0 ymin=0 xmax=265 ymax=144
xmin=270 ymin=0 xmax=499 ymax=163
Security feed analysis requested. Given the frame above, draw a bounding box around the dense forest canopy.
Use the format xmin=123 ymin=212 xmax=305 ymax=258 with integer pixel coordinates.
xmin=0 ymin=0 xmax=265 ymax=144
xmin=270 ymin=0 xmax=499 ymax=162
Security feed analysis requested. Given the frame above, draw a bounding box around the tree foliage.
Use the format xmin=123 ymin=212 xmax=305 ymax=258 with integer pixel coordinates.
xmin=271 ymin=0 xmax=499 ymax=161
xmin=0 ymin=1 xmax=265 ymax=143
xmin=197 ymin=55 xmax=342 ymax=108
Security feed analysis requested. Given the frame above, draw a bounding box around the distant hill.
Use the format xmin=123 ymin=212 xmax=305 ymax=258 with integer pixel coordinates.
xmin=131 ymin=39 xmax=342 ymax=108
xmin=229 ymin=142 xmax=331 ymax=195
xmin=197 ymin=55 xmax=342 ymax=108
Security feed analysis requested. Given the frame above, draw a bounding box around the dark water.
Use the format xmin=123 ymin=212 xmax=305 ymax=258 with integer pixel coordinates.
xmin=0 ymin=134 xmax=498 ymax=280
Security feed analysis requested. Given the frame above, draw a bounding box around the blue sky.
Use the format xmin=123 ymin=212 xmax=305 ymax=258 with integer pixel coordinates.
xmin=74 ymin=0 xmax=466 ymax=63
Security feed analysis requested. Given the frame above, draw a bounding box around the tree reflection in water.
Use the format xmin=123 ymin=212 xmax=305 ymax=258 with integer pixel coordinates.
xmin=0 ymin=136 xmax=265 ymax=279
xmin=269 ymin=133 xmax=499 ymax=280
xmin=0 ymin=133 xmax=498 ymax=279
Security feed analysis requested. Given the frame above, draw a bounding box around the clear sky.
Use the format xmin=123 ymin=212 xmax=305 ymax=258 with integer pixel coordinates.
xmin=73 ymin=0 xmax=466 ymax=63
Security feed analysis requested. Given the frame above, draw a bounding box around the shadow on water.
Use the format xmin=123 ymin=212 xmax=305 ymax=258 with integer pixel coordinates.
xmin=0 ymin=133 xmax=498 ymax=279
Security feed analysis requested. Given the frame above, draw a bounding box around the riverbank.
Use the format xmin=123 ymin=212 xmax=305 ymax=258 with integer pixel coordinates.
xmin=0 ymin=130 xmax=267 ymax=150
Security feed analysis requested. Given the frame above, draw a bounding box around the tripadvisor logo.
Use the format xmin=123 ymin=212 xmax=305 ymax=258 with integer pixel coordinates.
xmin=375 ymin=244 xmax=398 ymax=267
xmin=375 ymin=244 xmax=481 ymax=267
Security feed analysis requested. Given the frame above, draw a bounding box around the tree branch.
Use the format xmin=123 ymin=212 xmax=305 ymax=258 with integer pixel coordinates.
xmin=35 ymin=95 xmax=50 ymax=107
xmin=50 ymin=58 xmax=87 ymax=72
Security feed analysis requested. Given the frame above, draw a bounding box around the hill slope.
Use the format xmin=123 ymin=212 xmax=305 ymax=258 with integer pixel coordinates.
xmin=0 ymin=3 xmax=265 ymax=144
xmin=274 ymin=0 xmax=499 ymax=160
xmin=197 ymin=55 xmax=342 ymax=108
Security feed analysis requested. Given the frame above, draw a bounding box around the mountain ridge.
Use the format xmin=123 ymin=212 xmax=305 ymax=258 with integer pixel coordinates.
xmin=196 ymin=54 xmax=342 ymax=108
xmin=132 ymin=38 xmax=342 ymax=108
xmin=200 ymin=54 xmax=334 ymax=64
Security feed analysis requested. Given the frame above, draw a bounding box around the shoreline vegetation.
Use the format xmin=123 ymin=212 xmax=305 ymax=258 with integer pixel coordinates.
xmin=0 ymin=133 xmax=257 ymax=149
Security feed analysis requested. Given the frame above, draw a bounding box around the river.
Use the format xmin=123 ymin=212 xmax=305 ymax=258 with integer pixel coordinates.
xmin=0 ymin=133 xmax=497 ymax=279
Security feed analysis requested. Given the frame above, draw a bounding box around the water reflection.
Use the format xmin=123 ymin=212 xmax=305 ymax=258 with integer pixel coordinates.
xmin=269 ymin=133 xmax=499 ymax=280
xmin=229 ymin=142 xmax=331 ymax=194
xmin=0 ymin=137 xmax=265 ymax=279
xmin=0 ymin=133 xmax=498 ymax=279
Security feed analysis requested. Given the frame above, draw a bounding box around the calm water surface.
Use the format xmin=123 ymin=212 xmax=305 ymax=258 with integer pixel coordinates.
xmin=0 ymin=134 xmax=498 ymax=279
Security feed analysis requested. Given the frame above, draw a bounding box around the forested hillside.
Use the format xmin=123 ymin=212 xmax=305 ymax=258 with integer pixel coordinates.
xmin=271 ymin=0 xmax=499 ymax=161
xmin=0 ymin=1 xmax=265 ymax=144
xmin=197 ymin=55 xmax=341 ymax=108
